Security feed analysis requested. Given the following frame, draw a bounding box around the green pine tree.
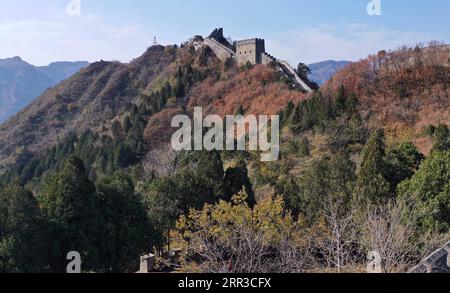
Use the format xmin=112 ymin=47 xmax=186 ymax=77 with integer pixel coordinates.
xmin=0 ymin=185 xmax=48 ymax=272
xmin=38 ymin=157 xmax=99 ymax=272
xmin=354 ymin=129 xmax=391 ymax=206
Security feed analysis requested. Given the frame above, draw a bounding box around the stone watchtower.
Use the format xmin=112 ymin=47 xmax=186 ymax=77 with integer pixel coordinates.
xmin=202 ymin=28 xmax=313 ymax=92
xmin=235 ymin=38 xmax=266 ymax=65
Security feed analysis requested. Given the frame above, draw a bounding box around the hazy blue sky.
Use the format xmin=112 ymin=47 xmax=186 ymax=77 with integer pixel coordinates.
xmin=1 ymin=0 xmax=449 ymax=65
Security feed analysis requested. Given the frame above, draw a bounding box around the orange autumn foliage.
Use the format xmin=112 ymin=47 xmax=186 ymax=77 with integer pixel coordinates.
xmin=143 ymin=107 xmax=183 ymax=146
xmin=188 ymin=65 xmax=308 ymax=117
xmin=323 ymin=43 xmax=450 ymax=153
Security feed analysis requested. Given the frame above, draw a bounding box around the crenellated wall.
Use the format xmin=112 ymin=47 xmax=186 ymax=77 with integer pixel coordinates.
xmin=203 ymin=37 xmax=235 ymax=62
xmin=261 ymin=52 xmax=276 ymax=65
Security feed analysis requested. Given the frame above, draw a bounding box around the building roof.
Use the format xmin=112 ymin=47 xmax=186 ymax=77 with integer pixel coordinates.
xmin=409 ymin=241 xmax=450 ymax=273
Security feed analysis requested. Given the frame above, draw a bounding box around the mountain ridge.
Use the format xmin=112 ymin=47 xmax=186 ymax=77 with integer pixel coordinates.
xmin=0 ymin=40 xmax=309 ymax=177
xmin=0 ymin=56 xmax=89 ymax=123
xmin=0 ymin=45 xmax=176 ymax=169
xmin=0 ymin=39 xmax=449 ymax=182
xmin=308 ymin=60 xmax=352 ymax=85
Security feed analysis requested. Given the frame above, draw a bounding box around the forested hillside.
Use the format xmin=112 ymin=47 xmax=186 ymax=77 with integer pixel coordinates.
xmin=0 ymin=46 xmax=175 ymax=169
xmin=323 ymin=43 xmax=450 ymax=154
xmin=0 ymin=39 xmax=449 ymax=273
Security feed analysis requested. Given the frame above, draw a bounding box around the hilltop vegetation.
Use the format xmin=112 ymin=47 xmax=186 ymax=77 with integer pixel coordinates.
xmin=0 ymin=39 xmax=449 ymax=273
xmin=323 ymin=42 xmax=450 ymax=154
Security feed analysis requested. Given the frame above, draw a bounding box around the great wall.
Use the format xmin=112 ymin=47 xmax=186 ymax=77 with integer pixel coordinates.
xmin=197 ymin=28 xmax=313 ymax=92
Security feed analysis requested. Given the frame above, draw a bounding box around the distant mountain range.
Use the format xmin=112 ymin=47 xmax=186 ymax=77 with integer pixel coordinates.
xmin=308 ymin=60 xmax=352 ymax=85
xmin=0 ymin=57 xmax=88 ymax=123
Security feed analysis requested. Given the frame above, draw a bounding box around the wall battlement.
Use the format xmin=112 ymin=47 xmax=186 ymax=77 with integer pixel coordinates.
xmin=236 ymin=38 xmax=265 ymax=45
xmin=204 ymin=37 xmax=235 ymax=62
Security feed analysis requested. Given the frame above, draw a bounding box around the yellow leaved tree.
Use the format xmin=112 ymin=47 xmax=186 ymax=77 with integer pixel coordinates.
xmin=175 ymin=190 xmax=310 ymax=273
